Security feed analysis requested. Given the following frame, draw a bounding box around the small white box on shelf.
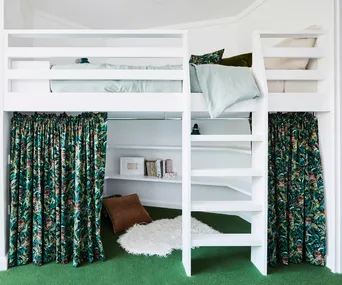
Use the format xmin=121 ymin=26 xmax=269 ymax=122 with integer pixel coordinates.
xmin=120 ymin=157 xmax=145 ymax=176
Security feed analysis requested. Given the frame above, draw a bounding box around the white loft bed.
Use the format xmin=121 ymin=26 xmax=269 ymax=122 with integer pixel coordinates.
xmin=2 ymin=29 xmax=334 ymax=277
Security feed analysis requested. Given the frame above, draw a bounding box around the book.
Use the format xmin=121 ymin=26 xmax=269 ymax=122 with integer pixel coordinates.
xmin=155 ymin=159 xmax=162 ymax=178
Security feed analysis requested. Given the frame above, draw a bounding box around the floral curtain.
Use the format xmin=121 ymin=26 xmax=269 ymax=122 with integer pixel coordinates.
xmin=9 ymin=112 xmax=107 ymax=267
xmin=268 ymin=113 xmax=326 ymax=266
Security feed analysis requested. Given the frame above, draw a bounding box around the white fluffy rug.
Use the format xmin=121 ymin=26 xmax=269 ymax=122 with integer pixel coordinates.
xmin=117 ymin=216 xmax=220 ymax=257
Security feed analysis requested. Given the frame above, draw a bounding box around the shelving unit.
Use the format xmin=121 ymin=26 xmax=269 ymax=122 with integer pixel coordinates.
xmin=106 ymin=174 xmax=252 ymax=196
xmin=107 ymin=144 xmax=251 ymax=154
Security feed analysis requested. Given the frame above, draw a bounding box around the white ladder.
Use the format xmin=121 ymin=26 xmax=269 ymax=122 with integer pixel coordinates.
xmin=182 ymin=32 xmax=268 ymax=276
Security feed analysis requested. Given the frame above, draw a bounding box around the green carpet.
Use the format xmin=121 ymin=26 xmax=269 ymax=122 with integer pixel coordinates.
xmin=1 ymin=207 xmax=341 ymax=285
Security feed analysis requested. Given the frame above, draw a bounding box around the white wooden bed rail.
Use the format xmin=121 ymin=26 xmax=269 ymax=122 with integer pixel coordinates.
xmin=3 ymin=30 xmax=188 ymax=113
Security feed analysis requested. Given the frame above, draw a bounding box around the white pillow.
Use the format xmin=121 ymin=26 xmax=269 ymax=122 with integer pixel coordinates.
xmin=264 ymin=25 xmax=319 ymax=70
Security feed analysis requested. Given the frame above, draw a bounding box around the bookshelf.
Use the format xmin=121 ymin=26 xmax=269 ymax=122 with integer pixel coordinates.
xmin=107 ymin=144 xmax=251 ymax=154
xmin=105 ymin=174 xmax=252 ymax=196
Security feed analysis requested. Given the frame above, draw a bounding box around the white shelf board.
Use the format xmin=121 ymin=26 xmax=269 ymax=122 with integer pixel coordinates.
xmin=107 ymin=144 xmax=251 ymax=154
xmin=105 ymin=174 xmax=252 ymax=196
xmin=191 ymin=201 xmax=262 ymax=212
xmin=192 ymin=234 xmax=262 ymax=247
xmin=191 ymin=135 xmax=263 ymax=142
xmin=191 ymin=168 xmax=263 ymax=177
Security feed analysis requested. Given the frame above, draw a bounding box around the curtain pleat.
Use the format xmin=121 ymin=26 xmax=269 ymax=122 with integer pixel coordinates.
xmin=9 ymin=112 xmax=107 ymax=267
xmin=268 ymin=113 xmax=326 ymax=266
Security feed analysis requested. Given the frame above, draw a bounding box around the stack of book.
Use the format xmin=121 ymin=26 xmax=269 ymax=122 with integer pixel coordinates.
xmin=145 ymin=159 xmax=176 ymax=178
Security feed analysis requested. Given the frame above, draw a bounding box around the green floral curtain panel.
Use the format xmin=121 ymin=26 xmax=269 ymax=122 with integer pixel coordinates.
xmin=9 ymin=112 xmax=107 ymax=267
xmin=268 ymin=113 xmax=326 ymax=266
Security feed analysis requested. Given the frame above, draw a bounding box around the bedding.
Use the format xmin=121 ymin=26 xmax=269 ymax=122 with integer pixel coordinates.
xmin=51 ymin=63 xmax=260 ymax=118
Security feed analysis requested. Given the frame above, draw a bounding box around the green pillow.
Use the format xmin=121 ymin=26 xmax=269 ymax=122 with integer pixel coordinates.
xmin=189 ymin=49 xmax=224 ymax=65
xmin=220 ymin=53 xmax=252 ymax=67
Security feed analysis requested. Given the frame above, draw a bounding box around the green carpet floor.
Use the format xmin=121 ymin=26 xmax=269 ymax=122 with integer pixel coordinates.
xmin=1 ymin=207 xmax=341 ymax=285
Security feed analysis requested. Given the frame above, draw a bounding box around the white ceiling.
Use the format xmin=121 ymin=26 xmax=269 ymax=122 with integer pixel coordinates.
xmin=30 ymin=0 xmax=256 ymax=29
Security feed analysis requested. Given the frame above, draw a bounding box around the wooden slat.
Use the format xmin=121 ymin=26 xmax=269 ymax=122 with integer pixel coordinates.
xmin=263 ymin=47 xmax=324 ymax=58
xmin=7 ymin=47 xmax=184 ymax=58
xmin=192 ymin=234 xmax=262 ymax=247
xmin=4 ymin=93 xmax=184 ymax=112
xmin=7 ymin=69 xmax=183 ymax=80
xmin=191 ymin=201 xmax=262 ymax=212
xmin=191 ymin=135 xmax=263 ymax=142
xmin=266 ymin=70 xmax=325 ymax=81
xmin=268 ymin=93 xmax=330 ymax=112
xmin=191 ymin=168 xmax=263 ymax=177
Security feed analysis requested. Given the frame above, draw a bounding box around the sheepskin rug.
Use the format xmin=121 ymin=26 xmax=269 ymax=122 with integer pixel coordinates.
xmin=117 ymin=215 xmax=220 ymax=257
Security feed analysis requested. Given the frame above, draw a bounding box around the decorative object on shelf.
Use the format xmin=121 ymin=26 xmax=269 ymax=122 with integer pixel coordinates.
xmin=165 ymin=159 xmax=173 ymax=173
xmin=191 ymin=123 xmax=201 ymax=135
xmin=144 ymin=159 xmax=175 ymax=179
xmin=164 ymin=172 xmax=177 ymax=178
xmin=120 ymin=157 xmax=145 ymax=176
xmin=75 ymin=57 xmax=90 ymax=64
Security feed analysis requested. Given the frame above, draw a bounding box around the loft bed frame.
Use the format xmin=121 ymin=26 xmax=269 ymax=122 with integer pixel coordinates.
xmin=0 ymin=29 xmax=335 ymax=276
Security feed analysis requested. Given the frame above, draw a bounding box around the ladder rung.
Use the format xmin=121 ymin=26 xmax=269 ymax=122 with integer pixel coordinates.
xmin=191 ymin=168 xmax=263 ymax=177
xmin=192 ymin=234 xmax=262 ymax=247
xmin=191 ymin=201 xmax=263 ymax=212
xmin=191 ymin=135 xmax=263 ymax=142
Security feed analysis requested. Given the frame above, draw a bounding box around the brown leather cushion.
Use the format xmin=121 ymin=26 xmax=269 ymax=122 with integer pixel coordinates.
xmin=103 ymin=194 xmax=152 ymax=233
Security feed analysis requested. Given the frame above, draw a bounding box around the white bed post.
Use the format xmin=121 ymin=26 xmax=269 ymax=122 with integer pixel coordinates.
xmin=251 ymin=32 xmax=268 ymax=275
xmin=181 ymin=31 xmax=192 ymax=277
xmin=0 ymin=0 xmax=8 ymax=271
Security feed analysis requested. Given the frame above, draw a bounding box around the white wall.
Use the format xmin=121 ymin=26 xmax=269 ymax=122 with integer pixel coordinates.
xmin=5 ymin=0 xmax=32 ymax=29
xmin=237 ymin=0 xmax=334 ymax=52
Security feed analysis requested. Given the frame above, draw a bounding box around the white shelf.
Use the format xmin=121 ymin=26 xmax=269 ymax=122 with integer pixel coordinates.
xmin=192 ymin=234 xmax=262 ymax=247
xmin=191 ymin=168 xmax=263 ymax=177
xmin=191 ymin=201 xmax=262 ymax=212
xmin=191 ymin=135 xmax=263 ymax=142
xmin=107 ymin=144 xmax=251 ymax=154
xmin=105 ymin=174 xmax=252 ymax=196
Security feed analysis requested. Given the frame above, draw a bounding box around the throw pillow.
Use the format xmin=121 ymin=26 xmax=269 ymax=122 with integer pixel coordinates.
xmin=189 ymin=49 xmax=224 ymax=65
xmin=220 ymin=53 xmax=252 ymax=67
xmin=103 ymin=194 xmax=152 ymax=233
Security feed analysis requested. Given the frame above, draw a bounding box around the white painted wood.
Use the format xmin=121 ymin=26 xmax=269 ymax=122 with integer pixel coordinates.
xmin=191 ymin=93 xmax=258 ymax=112
xmin=192 ymin=168 xmax=262 ymax=177
xmin=7 ymin=47 xmax=184 ymax=58
xmin=191 ymin=135 xmax=263 ymax=142
xmin=266 ymin=70 xmax=325 ymax=81
xmin=257 ymin=30 xmax=326 ymax=38
xmin=6 ymin=29 xmax=186 ymax=38
xmin=192 ymin=234 xmax=262 ymax=247
xmin=335 ymin=0 xmax=342 ymax=273
xmin=4 ymin=93 xmax=184 ymax=112
xmin=7 ymin=69 xmax=184 ymax=80
xmin=106 ymin=175 xmax=252 ymax=196
xmin=268 ymin=93 xmax=330 ymax=112
xmin=191 ymin=201 xmax=262 ymax=212
xmin=263 ymin=47 xmax=325 ymax=58
xmin=0 ymin=0 xmax=8 ymax=271
xmin=107 ymin=144 xmax=251 ymax=154
xmin=181 ymin=33 xmax=192 ymax=277
xmin=250 ymin=31 xmax=268 ymax=276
